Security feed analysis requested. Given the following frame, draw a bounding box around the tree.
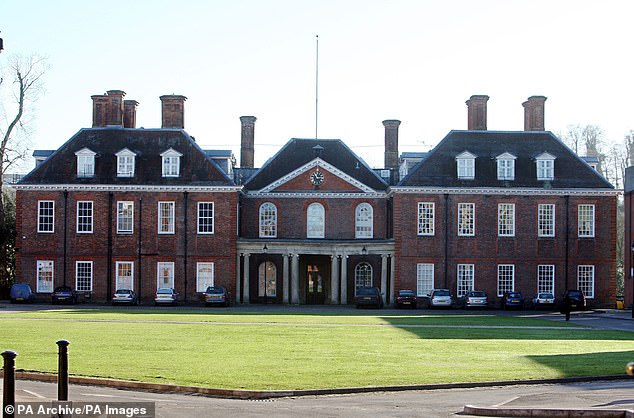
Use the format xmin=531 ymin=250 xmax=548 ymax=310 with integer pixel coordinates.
xmin=561 ymin=124 xmax=607 ymax=176
xmin=0 ymin=54 xmax=48 ymax=290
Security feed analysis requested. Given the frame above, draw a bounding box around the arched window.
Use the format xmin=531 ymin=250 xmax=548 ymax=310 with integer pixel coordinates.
xmin=307 ymin=202 xmax=325 ymax=238
xmin=259 ymin=203 xmax=277 ymax=238
xmin=354 ymin=262 xmax=373 ymax=294
xmin=355 ymin=203 xmax=373 ymax=238
xmin=258 ymin=261 xmax=276 ymax=297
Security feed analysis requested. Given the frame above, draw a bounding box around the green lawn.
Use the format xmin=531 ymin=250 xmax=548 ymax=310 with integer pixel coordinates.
xmin=1 ymin=309 xmax=632 ymax=390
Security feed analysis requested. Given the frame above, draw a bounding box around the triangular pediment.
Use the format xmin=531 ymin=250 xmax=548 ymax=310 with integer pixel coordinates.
xmin=257 ymin=158 xmax=376 ymax=193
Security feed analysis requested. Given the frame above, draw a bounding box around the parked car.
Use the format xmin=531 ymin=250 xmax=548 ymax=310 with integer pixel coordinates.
xmin=501 ymin=291 xmax=525 ymax=310
xmin=204 ymin=286 xmax=231 ymax=307
xmin=154 ymin=288 xmax=178 ymax=306
xmin=355 ymin=287 xmax=383 ymax=308
xmin=111 ymin=289 xmax=138 ymax=305
xmin=51 ymin=286 xmax=79 ymax=305
xmin=462 ymin=290 xmax=488 ymax=308
xmin=429 ymin=289 xmax=453 ymax=308
xmin=10 ymin=283 xmax=35 ymax=303
xmin=562 ymin=289 xmax=586 ymax=311
xmin=532 ymin=292 xmax=555 ymax=309
xmin=395 ymin=290 xmax=417 ymax=309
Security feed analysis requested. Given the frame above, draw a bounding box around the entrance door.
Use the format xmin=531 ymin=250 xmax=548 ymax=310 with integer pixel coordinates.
xmin=306 ymin=264 xmax=325 ymax=304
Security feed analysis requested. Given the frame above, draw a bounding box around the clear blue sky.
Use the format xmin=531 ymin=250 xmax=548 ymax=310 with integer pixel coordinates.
xmin=3 ymin=0 xmax=634 ymax=170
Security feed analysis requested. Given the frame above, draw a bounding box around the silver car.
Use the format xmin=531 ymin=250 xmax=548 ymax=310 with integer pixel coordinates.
xmin=154 ymin=288 xmax=178 ymax=306
xmin=463 ymin=290 xmax=488 ymax=308
xmin=429 ymin=289 xmax=452 ymax=308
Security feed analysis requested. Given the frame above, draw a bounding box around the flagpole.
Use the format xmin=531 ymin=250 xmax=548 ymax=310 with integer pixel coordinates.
xmin=315 ymin=34 xmax=319 ymax=140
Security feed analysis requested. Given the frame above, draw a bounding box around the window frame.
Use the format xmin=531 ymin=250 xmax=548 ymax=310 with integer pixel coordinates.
xmin=161 ymin=148 xmax=182 ymax=178
xmin=537 ymin=264 xmax=555 ymax=294
xmin=497 ymin=264 xmax=515 ymax=297
xmin=536 ymin=153 xmax=555 ymax=181
xmin=457 ymin=264 xmax=474 ymax=297
xmin=457 ymin=203 xmax=475 ymax=236
xmin=355 ymin=203 xmax=373 ymax=239
xmin=416 ymin=263 xmax=434 ymax=297
xmin=538 ymin=203 xmax=555 ymax=237
xmin=115 ymin=261 xmax=134 ymax=290
xmin=37 ymin=200 xmax=55 ymax=233
xmin=157 ymin=262 xmax=175 ymax=289
xmin=306 ymin=202 xmax=325 ymax=238
xmin=259 ymin=202 xmax=278 ymax=238
xmin=197 ymin=202 xmax=215 ymax=234
xmin=496 ymin=153 xmax=516 ymax=181
xmin=116 ymin=148 xmax=137 ymax=178
xmin=76 ymin=200 xmax=93 ymax=234
xmin=75 ymin=148 xmax=96 ymax=178
xmin=498 ymin=203 xmax=515 ymax=237
xmin=354 ymin=262 xmax=373 ymax=294
xmin=578 ymin=204 xmax=595 ymax=238
xmin=417 ymin=202 xmax=435 ymax=236
xmin=456 ymin=153 xmax=476 ymax=180
xmin=158 ymin=201 xmax=175 ymax=234
xmin=196 ymin=262 xmax=215 ymax=293
xmin=75 ymin=261 xmax=93 ymax=292
xmin=577 ymin=265 xmax=595 ymax=299
xmin=36 ymin=260 xmax=54 ymax=293
xmin=116 ymin=201 xmax=134 ymax=234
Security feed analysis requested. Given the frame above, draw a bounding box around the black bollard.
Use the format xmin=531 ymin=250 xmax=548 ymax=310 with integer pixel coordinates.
xmin=2 ymin=350 xmax=18 ymax=418
xmin=56 ymin=340 xmax=70 ymax=401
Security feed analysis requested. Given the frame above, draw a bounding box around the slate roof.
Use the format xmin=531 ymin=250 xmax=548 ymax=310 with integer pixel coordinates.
xmin=19 ymin=127 xmax=234 ymax=186
xmin=399 ymin=130 xmax=614 ymax=189
xmin=243 ymin=138 xmax=388 ymax=191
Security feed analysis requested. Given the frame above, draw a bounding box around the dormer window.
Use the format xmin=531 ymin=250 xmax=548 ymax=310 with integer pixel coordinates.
xmin=536 ymin=152 xmax=555 ymax=181
xmin=75 ymin=148 xmax=96 ymax=178
xmin=496 ymin=152 xmax=516 ymax=181
xmin=456 ymin=151 xmax=476 ymax=180
xmin=116 ymin=148 xmax=136 ymax=178
xmin=161 ymin=148 xmax=182 ymax=177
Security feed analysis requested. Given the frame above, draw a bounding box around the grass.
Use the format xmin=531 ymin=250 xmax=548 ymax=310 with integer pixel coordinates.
xmin=1 ymin=308 xmax=632 ymax=390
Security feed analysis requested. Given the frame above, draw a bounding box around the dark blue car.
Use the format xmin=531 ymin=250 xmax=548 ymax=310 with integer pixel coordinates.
xmin=501 ymin=291 xmax=524 ymax=310
xmin=10 ymin=283 xmax=35 ymax=303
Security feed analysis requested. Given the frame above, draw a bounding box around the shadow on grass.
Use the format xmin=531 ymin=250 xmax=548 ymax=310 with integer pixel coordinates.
xmin=527 ymin=349 xmax=634 ymax=376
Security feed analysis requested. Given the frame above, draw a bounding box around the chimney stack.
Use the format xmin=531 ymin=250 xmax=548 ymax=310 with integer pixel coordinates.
xmin=523 ymin=95 xmax=547 ymax=131
xmin=123 ymin=100 xmax=139 ymax=128
xmin=383 ymin=119 xmax=401 ymax=183
xmin=91 ymin=90 xmax=126 ymax=127
xmin=160 ymin=95 xmax=187 ymax=129
xmin=466 ymin=95 xmax=489 ymax=130
xmin=240 ymin=116 xmax=257 ymax=168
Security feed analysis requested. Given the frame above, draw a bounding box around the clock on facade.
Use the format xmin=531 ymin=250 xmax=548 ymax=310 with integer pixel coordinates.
xmin=310 ymin=169 xmax=324 ymax=186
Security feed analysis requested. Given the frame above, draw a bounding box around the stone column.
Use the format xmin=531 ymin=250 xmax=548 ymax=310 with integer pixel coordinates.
xmin=291 ymin=254 xmax=300 ymax=304
xmin=282 ymin=254 xmax=290 ymax=304
xmin=389 ymin=254 xmax=395 ymax=306
xmin=381 ymin=254 xmax=388 ymax=306
xmin=236 ymin=254 xmax=242 ymax=303
xmin=340 ymin=255 xmax=348 ymax=305
xmin=243 ymin=253 xmax=250 ymax=303
xmin=330 ymin=255 xmax=339 ymax=304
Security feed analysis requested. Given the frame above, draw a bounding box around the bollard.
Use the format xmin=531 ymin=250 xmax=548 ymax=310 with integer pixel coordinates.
xmin=56 ymin=340 xmax=70 ymax=401
xmin=2 ymin=350 xmax=18 ymax=418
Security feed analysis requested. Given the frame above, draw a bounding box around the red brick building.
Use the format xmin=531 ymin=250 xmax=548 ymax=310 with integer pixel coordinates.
xmin=14 ymin=91 xmax=618 ymax=307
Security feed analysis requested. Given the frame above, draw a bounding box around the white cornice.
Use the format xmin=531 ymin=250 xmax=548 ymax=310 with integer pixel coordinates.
xmin=12 ymin=184 xmax=242 ymax=193
xmin=258 ymin=158 xmax=376 ymax=194
xmin=388 ymin=186 xmax=621 ymax=197
xmin=244 ymin=191 xmax=387 ymax=199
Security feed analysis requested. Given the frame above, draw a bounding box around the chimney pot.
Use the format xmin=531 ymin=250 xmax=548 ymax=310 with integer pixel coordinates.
xmin=123 ymin=100 xmax=139 ymax=128
xmin=466 ymin=95 xmax=489 ymax=130
xmin=91 ymin=90 xmax=126 ymax=127
xmin=160 ymin=95 xmax=187 ymax=129
xmin=240 ymin=116 xmax=257 ymax=168
xmin=523 ymin=95 xmax=547 ymax=131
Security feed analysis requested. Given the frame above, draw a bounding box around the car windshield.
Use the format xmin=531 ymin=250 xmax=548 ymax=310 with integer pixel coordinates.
xmin=115 ymin=289 xmax=131 ymax=295
xmin=357 ymin=287 xmax=376 ymax=296
xmin=54 ymin=287 xmax=71 ymax=292
xmin=470 ymin=291 xmax=486 ymax=297
xmin=398 ymin=290 xmax=414 ymax=296
xmin=507 ymin=292 xmax=521 ymax=297
xmin=206 ymin=287 xmax=224 ymax=294
xmin=434 ymin=290 xmax=450 ymax=296
xmin=157 ymin=288 xmax=173 ymax=294
xmin=539 ymin=293 xmax=553 ymax=298
xmin=567 ymin=290 xmax=582 ymax=297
